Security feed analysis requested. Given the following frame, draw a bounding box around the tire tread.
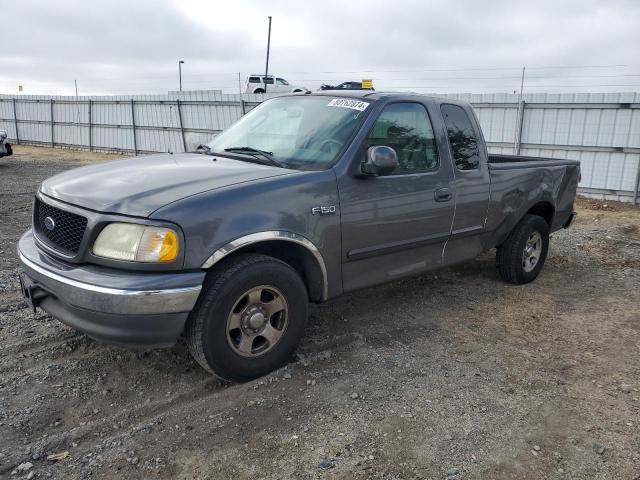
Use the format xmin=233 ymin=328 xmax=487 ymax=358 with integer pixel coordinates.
xmin=185 ymin=254 xmax=302 ymax=380
xmin=496 ymin=214 xmax=549 ymax=285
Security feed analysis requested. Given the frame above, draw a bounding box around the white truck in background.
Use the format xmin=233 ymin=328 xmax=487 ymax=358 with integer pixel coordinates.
xmin=244 ymin=75 xmax=308 ymax=94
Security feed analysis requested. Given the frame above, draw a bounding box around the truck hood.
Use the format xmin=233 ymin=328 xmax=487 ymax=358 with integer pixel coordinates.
xmin=40 ymin=153 xmax=294 ymax=217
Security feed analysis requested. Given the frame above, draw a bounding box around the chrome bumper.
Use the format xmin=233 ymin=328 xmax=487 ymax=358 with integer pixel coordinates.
xmin=19 ymin=252 xmax=201 ymax=315
xmin=18 ymin=230 xmax=203 ymax=315
xmin=18 ymin=230 xmax=206 ymax=347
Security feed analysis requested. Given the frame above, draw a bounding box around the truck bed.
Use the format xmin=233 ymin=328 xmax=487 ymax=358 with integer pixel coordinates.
xmin=484 ymin=153 xmax=581 ymax=249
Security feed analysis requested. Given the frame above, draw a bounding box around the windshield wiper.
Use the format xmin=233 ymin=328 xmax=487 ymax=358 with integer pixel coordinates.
xmin=223 ymin=146 xmax=286 ymax=168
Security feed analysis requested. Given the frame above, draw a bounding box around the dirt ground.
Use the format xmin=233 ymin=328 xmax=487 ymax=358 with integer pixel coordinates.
xmin=1 ymin=145 xmax=639 ymax=480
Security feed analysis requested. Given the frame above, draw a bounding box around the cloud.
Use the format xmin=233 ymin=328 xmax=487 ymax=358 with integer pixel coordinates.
xmin=2 ymin=0 xmax=639 ymax=95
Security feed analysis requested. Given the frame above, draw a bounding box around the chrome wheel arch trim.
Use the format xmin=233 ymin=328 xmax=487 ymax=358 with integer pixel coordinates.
xmin=200 ymin=231 xmax=329 ymax=301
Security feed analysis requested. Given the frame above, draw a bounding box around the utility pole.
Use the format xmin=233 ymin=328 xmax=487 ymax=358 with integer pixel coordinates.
xmin=518 ymin=66 xmax=525 ymax=103
xmin=178 ymin=60 xmax=185 ymax=92
xmin=74 ymin=79 xmax=80 ymax=147
xmin=264 ymin=16 xmax=272 ymax=94
xmin=238 ymin=72 xmax=246 ymax=114
xmin=513 ymin=66 xmax=525 ymax=155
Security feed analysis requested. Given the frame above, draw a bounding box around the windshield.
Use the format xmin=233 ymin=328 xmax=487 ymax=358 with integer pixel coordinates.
xmin=207 ymin=96 xmax=371 ymax=170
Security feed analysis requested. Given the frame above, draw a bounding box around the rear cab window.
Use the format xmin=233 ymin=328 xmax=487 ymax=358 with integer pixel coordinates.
xmin=440 ymin=104 xmax=480 ymax=171
xmin=248 ymin=76 xmax=261 ymax=83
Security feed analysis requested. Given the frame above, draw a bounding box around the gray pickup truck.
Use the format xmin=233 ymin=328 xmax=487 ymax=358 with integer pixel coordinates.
xmin=18 ymin=92 xmax=579 ymax=381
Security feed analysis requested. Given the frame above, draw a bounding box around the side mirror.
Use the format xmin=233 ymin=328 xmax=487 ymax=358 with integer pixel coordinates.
xmin=362 ymin=146 xmax=398 ymax=176
xmin=185 ymin=132 xmax=215 ymax=153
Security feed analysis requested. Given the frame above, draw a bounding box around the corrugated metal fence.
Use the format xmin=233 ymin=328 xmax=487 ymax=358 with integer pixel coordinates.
xmin=0 ymin=90 xmax=270 ymax=156
xmin=1 ymin=90 xmax=639 ymax=203
xmin=462 ymin=92 xmax=640 ymax=203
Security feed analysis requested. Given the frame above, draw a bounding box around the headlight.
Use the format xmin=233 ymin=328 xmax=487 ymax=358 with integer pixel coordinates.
xmin=93 ymin=223 xmax=179 ymax=263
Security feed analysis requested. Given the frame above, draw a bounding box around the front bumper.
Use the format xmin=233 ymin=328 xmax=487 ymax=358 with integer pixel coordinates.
xmin=18 ymin=230 xmax=205 ymax=347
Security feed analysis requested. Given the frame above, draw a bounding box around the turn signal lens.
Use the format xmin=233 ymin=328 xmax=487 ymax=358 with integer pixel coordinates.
xmin=137 ymin=228 xmax=178 ymax=262
xmin=93 ymin=223 xmax=179 ymax=263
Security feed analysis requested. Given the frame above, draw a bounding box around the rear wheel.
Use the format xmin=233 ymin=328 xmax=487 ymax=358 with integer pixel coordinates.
xmin=186 ymin=254 xmax=308 ymax=382
xmin=496 ymin=214 xmax=550 ymax=284
xmin=253 ymin=88 xmax=265 ymax=94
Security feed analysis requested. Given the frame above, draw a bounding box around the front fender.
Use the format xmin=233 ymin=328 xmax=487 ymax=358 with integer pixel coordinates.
xmin=150 ymin=169 xmax=343 ymax=298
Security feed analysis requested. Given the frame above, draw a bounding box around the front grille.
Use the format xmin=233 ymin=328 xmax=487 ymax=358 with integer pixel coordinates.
xmin=34 ymin=198 xmax=88 ymax=255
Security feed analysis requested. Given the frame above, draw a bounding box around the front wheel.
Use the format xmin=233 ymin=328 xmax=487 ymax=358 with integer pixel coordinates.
xmin=186 ymin=254 xmax=308 ymax=382
xmin=496 ymin=214 xmax=550 ymax=284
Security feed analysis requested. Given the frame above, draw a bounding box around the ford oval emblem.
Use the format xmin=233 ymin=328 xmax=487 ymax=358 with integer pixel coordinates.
xmin=44 ymin=216 xmax=56 ymax=231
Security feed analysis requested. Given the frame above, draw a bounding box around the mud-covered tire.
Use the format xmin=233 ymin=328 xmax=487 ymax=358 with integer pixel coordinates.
xmin=185 ymin=254 xmax=308 ymax=382
xmin=496 ymin=214 xmax=550 ymax=285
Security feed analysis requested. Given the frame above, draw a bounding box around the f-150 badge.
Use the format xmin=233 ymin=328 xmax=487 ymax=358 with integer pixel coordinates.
xmin=311 ymin=205 xmax=336 ymax=216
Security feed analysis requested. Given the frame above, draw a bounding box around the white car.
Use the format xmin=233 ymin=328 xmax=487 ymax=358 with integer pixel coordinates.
xmin=0 ymin=130 xmax=12 ymax=158
xmin=244 ymin=75 xmax=308 ymax=94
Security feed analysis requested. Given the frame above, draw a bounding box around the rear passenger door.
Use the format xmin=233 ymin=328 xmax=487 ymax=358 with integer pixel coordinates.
xmin=440 ymin=103 xmax=491 ymax=264
xmin=338 ymin=101 xmax=456 ymax=292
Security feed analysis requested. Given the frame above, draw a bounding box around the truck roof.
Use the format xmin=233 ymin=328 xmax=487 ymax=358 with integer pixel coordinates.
xmin=290 ymin=90 xmax=465 ymax=106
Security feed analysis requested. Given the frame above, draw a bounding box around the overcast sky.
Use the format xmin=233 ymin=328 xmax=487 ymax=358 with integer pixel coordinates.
xmin=3 ymin=0 xmax=640 ymax=96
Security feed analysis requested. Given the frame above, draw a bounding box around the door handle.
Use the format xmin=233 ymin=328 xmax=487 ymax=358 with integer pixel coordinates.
xmin=434 ymin=188 xmax=452 ymax=202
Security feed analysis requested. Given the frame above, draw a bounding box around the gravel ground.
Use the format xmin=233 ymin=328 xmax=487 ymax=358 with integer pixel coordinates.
xmin=1 ymin=145 xmax=639 ymax=480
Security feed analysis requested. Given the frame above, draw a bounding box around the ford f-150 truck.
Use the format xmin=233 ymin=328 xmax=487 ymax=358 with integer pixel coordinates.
xmin=18 ymin=92 xmax=580 ymax=382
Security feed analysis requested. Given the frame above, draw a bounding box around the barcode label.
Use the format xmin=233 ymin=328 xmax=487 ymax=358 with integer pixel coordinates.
xmin=327 ymin=98 xmax=369 ymax=111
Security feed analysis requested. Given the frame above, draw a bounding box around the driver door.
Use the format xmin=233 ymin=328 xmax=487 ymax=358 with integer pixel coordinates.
xmin=338 ymin=101 xmax=456 ymax=292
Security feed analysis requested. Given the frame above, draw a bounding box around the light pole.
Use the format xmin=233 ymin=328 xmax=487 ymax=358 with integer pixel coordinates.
xmin=178 ymin=60 xmax=185 ymax=92
xmin=264 ymin=16 xmax=272 ymax=94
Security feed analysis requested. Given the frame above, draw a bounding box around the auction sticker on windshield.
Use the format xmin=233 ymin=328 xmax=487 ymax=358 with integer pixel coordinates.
xmin=327 ymin=98 xmax=369 ymax=111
